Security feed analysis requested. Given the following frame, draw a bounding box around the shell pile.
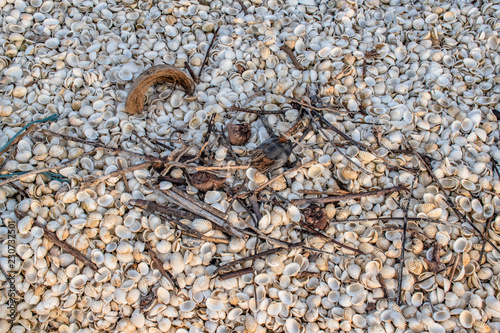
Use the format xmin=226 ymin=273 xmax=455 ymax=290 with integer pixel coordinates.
xmin=1 ymin=0 xmax=500 ymax=332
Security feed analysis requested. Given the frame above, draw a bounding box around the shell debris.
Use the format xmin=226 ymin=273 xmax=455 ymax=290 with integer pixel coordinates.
xmin=1 ymin=0 xmax=500 ymax=333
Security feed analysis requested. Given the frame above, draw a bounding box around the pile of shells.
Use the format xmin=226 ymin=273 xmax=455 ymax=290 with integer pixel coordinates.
xmin=0 ymin=0 xmax=500 ymax=332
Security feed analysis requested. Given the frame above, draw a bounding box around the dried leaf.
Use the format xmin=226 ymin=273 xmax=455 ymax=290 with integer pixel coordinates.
xmin=125 ymin=65 xmax=195 ymax=115
xmin=227 ymin=123 xmax=251 ymax=145
xmin=190 ymin=172 xmax=225 ymax=192
xmin=304 ymin=204 xmax=328 ymax=230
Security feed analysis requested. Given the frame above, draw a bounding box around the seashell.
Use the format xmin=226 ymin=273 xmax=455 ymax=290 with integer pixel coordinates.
xmin=169 ymin=252 xmax=184 ymax=274
xmin=278 ymin=290 xmax=293 ymax=306
xmin=267 ymin=302 xmax=282 ymax=316
xmin=288 ymin=205 xmax=301 ymax=223
xmin=283 ymin=262 xmax=300 ymax=276
xmin=453 ymin=237 xmax=469 ymax=253
xmin=459 ymin=310 xmax=474 ymax=328
xmin=254 ymin=273 xmax=272 ymax=285
xmin=472 ymin=321 xmax=491 ymax=333
xmin=285 ymin=318 xmax=301 ymax=333
xmin=435 ymin=231 xmax=450 ymax=246
xmin=204 ymin=191 xmax=221 ymax=204
xmin=345 ymin=283 xmax=364 ymax=297
xmin=406 ymin=257 xmax=423 ymax=275
xmin=307 ymin=164 xmax=324 ymax=178
xmin=433 ymin=311 xmax=450 ymax=322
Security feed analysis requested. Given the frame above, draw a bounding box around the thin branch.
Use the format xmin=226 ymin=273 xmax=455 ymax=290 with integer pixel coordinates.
xmin=280 ymin=44 xmax=304 ymax=70
xmin=397 ymin=173 xmax=418 ymax=305
xmin=130 ymin=198 xmax=202 ymax=220
xmin=291 ymin=185 xmax=407 ymax=205
xmin=214 ymin=246 xmax=298 ymax=274
xmin=0 ymin=123 xmax=38 ymax=156
xmin=0 ymin=149 xmax=96 ymax=188
xmin=416 ymin=153 xmax=500 ymax=253
xmin=198 ymin=26 xmax=220 ymax=77
xmin=283 ymin=96 xmax=349 ymax=114
xmin=247 ymin=159 xmax=318 ymax=196
xmin=219 ymin=267 xmax=253 ymax=280
xmin=167 ymin=161 xmax=249 ymax=171
xmin=300 ymin=221 xmax=362 ymax=254
xmin=145 ymin=242 xmax=179 ymax=291
xmin=184 ymin=60 xmax=199 ymax=84
xmin=25 ymin=216 xmax=98 ymax=271
xmin=79 ymin=162 xmax=153 ymax=188
xmin=180 ymin=230 xmax=229 ymax=244
xmin=229 ymin=106 xmax=285 ymax=114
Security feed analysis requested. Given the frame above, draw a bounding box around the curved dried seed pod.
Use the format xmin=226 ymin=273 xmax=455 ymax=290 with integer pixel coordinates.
xmin=125 ymin=65 xmax=195 ymax=114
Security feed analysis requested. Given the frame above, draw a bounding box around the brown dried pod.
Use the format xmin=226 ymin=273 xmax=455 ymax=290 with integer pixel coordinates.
xmin=303 ymin=204 xmax=328 ymax=230
xmin=190 ymin=172 xmax=225 ymax=192
xmin=227 ymin=123 xmax=251 ymax=146
xmin=250 ymin=137 xmax=292 ymax=172
xmin=125 ymin=65 xmax=195 ymax=114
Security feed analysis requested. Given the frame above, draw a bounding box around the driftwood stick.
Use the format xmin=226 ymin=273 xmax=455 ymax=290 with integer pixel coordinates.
xmin=229 ymin=106 xmax=285 ymax=114
xmin=299 ymin=189 xmax=350 ymax=195
xmin=170 ymin=187 xmax=227 ymax=220
xmin=312 ymin=111 xmax=418 ymax=174
xmin=180 ymin=230 xmax=229 ymax=244
xmin=235 ymin=0 xmax=248 ymax=14
xmin=478 ymin=216 xmax=494 ymax=264
xmin=79 ymin=162 xmax=153 ymax=188
xmin=0 ymin=123 xmax=37 ymax=156
xmin=280 ymin=44 xmax=304 ymax=70
xmin=42 ymin=130 xmax=162 ymax=162
xmin=162 ymin=188 xmax=246 ymax=238
xmin=252 ymin=159 xmax=318 ymax=195
xmin=305 ymin=108 xmax=371 ymax=174
xmin=0 ymin=148 xmax=96 ymax=188
xmin=397 ymin=174 xmax=418 ymax=305
xmin=214 ymin=246 xmax=297 ymax=274
xmin=167 ymin=161 xmax=249 ymax=171
xmin=31 ymin=219 xmax=97 ymax=271
xmin=219 ymin=267 xmax=253 ymax=280
xmin=283 ymin=96 xmax=348 ymax=114
xmin=416 ymin=153 xmax=500 ymax=253
xmin=377 ymin=273 xmax=389 ymax=298
xmin=145 ymin=242 xmax=179 ymax=291
xmin=184 ymin=60 xmax=199 ymax=84
xmin=300 ymin=221 xmax=362 ymax=254
xmin=291 ymin=185 xmax=407 ymax=205
xmin=130 ymin=199 xmax=201 ymax=220
xmin=198 ymin=26 xmax=220 ymax=77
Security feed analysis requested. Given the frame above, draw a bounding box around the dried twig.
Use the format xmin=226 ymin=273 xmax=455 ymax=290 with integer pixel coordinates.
xmin=0 ymin=149 xmax=95 ymax=188
xmin=478 ymin=216 xmax=494 ymax=264
xmin=130 ymin=198 xmax=201 ymax=220
xmin=300 ymin=221 xmax=362 ymax=254
xmin=161 ymin=187 xmax=246 ymax=238
xmin=167 ymin=161 xmax=249 ymax=171
xmin=377 ymin=273 xmax=389 ymax=298
xmin=291 ymin=185 xmax=407 ymax=205
xmin=417 ymin=153 xmax=500 ymax=253
xmin=180 ymin=230 xmax=229 ymax=244
xmin=145 ymin=242 xmax=179 ymax=291
xmin=282 ymin=96 xmax=347 ymax=114
xmin=250 ymin=159 xmax=318 ymax=195
xmin=235 ymin=0 xmax=248 ymax=14
xmin=0 ymin=123 xmax=37 ymax=156
xmin=184 ymin=60 xmax=199 ymax=84
xmin=299 ymin=189 xmax=350 ymax=195
xmin=280 ymin=44 xmax=304 ymax=70
xmin=229 ymin=106 xmax=285 ymax=114
xmin=219 ymin=267 xmax=253 ymax=280
xmin=397 ymin=174 xmax=418 ymax=305
xmin=79 ymin=162 xmax=153 ymax=188
xmin=214 ymin=246 xmax=298 ymax=274
xmin=199 ymin=26 xmax=220 ymax=77
xmin=28 ymin=217 xmax=98 ymax=271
